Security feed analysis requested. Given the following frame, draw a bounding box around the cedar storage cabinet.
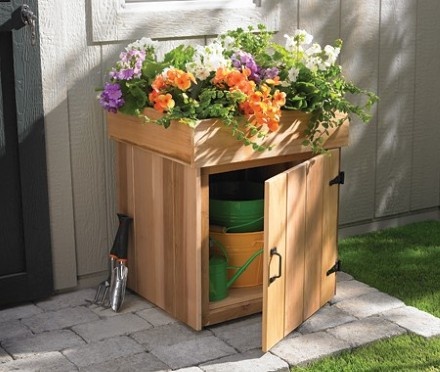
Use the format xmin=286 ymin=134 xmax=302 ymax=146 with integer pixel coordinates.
xmin=108 ymin=111 xmax=349 ymax=351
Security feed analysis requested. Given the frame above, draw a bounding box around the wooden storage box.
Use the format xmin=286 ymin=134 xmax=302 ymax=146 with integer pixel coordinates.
xmin=108 ymin=110 xmax=349 ymax=351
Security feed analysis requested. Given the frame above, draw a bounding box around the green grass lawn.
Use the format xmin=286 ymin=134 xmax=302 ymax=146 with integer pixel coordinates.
xmin=339 ymin=220 xmax=440 ymax=318
xmin=291 ymin=220 xmax=440 ymax=371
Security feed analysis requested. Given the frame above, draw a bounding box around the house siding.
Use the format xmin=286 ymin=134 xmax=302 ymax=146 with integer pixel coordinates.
xmin=39 ymin=0 xmax=440 ymax=290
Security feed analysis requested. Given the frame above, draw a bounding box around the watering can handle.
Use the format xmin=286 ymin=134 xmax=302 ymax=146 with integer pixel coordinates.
xmin=269 ymin=247 xmax=282 ymax=284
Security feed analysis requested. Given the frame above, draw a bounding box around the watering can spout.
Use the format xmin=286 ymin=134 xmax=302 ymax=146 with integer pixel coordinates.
xmin=226 ymin=248 xmax=263 ymax=289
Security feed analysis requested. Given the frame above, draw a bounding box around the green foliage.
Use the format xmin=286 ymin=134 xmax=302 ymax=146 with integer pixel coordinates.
xmin=99 ymin=25 xmax=378 ymax=153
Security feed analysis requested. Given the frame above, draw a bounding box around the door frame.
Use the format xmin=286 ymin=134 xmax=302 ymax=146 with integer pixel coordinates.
xmin=0 ymin=0 xmax=53 ymax=306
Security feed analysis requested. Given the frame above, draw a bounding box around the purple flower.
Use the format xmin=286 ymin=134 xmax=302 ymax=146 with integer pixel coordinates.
xmin=261 ymin=67 xmax=280 ymax=80
xmin=109 ymin=49 xmax=146 ymax=81
xmin=99 ymin=82 xmax=124 ymax=113
xmin=231 ymin=51 xmax=260 ymax=82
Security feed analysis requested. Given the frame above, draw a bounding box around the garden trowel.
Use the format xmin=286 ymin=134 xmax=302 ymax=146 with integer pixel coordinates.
xmin=109 ymin=213 xmax=132 ymax=312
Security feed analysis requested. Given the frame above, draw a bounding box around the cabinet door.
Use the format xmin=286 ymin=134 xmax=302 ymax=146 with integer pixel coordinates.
xmin=262 ymin=149 xmax=340 ymax=351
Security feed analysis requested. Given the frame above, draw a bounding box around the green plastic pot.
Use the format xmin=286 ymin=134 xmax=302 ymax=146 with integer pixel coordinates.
xmin=209 ymin=181 xmax=264 ymax=233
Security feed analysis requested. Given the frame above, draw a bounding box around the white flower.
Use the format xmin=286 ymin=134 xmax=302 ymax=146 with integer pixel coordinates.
xmin=293 ymin=29 xmax=313 ymax=45
xmin=287 ymin=67 xmax=300 ymax=83
xmin=284 ymin=34 xmax=296 ymax=52
xmin=305 ymin=43 xmax=322 ymax=57
xmin=186 ymin=41 xmax=230 ymax=80
xmin=220 ymin=35 xmax=236 ymax=52
xmin=126 ymin=37 xmax=159 ymax=51
xmin=324 ymin=45 xmax=340 ymax=66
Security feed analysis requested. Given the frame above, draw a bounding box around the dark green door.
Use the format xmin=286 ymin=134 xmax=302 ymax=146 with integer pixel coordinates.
xmin=0 ymin=0 xmax=53 ymax=306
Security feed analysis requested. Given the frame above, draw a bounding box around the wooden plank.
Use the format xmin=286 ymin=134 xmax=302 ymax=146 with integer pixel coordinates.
xmin=411 ymin=0 xmax=440 ymax=210
xmin=132 ymin=148 xmax=166 ymax=309
xmin=262 ymin=171 xmax=287 ymax=352
xmin=108 ymin=110 xmax=349 ymax=168
xmin=108 ymin=111 xmax=194 ymax=165
xmin=201 ymin=174 xmax=211 ymax=326
xmin=118 ymin=143 xmax=137 ymax=292
xmin=284 ymin=162 xmax=306 ymax=333
xmin=162 ymin=159 xmax=176 ymax=314
xmin=206 ymin=287 xmax=262 ymax=326
xmin=375 ymin=0 xmax=416 ymax=217
xmin=320 ymin=149 xmax=340 ymax=305
xmin=303 ymin=155 xmax=324 ymax=319
xmin=173 ymin=163 xmax=202 ymax=330
xmin=339 ymin=0 xmax=380 ymax=225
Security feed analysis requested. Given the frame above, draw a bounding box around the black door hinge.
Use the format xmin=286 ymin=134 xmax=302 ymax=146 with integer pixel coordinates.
xmin=326 ymin=260 xmax=341 ymax=276
xmin=329 ymin=171 xmax=345 ymax=186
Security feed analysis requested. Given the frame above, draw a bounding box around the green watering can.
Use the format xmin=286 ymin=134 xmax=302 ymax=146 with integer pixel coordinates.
xmin=209 ymin=237 xmax=263 ymax=302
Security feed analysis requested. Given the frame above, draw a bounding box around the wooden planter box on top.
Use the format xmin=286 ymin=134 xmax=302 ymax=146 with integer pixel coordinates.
xmin=107 ymin=108 xmax=349 ymax=351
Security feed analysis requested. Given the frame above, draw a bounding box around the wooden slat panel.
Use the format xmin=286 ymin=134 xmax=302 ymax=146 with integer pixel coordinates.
xmin=173 ymin=163 xmax=202 ymax=330
xmin=284 ymin=163 xmax=306 ymax=333
xmin=263 ymin=171 xmax=287 ymax=352
xmin=118 ymin=143 xmax=137 ymax=292
xmin=320 ymin=149 xmax=340 ymax=305
xmin=304 ymin=155 xmax=324 ymax=319
xmin=201 ymin=174 xmax=211 ymax=326
xmin=162 ymin=159 xmax=175 ymax=313
xmin=132 ymin=148 xmax=166 ymax=309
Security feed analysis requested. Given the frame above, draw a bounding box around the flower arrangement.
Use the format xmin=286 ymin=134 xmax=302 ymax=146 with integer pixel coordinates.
xmin=99 ymin=25 xmax=378 ymax=153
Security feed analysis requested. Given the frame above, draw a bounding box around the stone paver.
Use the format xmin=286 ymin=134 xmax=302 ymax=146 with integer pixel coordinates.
xmin=136 ymin=306 xmax=177 ymax=327
xmin=202 ymin=350 xmax=289 ymax=372
xmin=336 ymin=271 xmax=353 ymax=282
xmin=209 ymin=315 xmax=262 ymax=352
xmin=0 ymin=304 xmax=42 ymax=323
xmin=0 ymin=351 xmax=77 ymax=372
xmin=330 ymin=279 xmax=378 ymax=304
xmin=131 ymin=322 xmax=211 ymax=350
xmin=1 ymin=276 xmax=439 ymax=371
xmin=89 ymin=291 xmax=155 ymax=317
xmin=381 ymin=306 xmax=440 ymax=338
xmin=327 ymin=316 xmax=406 ymax=347
xmin=334 ymin=291 xmax=405 ymax=318
xmin=63 ymin=336 xmax=145 ymax=368
xmin=271 ymin=331 xmax=350 ymax=365
xmin=72 ymin=312 xmax=152 ymax=342
xmin=36 ymin=288 xmax=95 ymax=311
xmin=80 ymin=351 xmax=169 ymax=372
xmin=298 ymin=305 xmax=357 ymax=334
xmin=21 ymin=306 xmax=99 ymax=333
xmin=2 ymin=330 xmax=85 ymax=359
xmin=0 ymin=319 xmax=32 ymax=341
xmin=150 ymin=335 xmax=236 ymax=370
xmin=0 ymin=347 xmax=12 ymax=364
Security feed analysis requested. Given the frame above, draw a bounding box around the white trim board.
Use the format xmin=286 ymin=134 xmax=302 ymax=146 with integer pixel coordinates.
xmin=91 ymin=0 xmax=280 ymax=42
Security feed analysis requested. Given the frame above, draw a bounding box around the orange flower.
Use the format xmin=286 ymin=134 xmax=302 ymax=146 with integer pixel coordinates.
xmin=174 ymin=71 xmax=195 ymax=91
xmin=226 ymin=70 xmax=246 ymax=88
xmin=153 ymin=93 xmax=175 ymax=112
xmin=273 ymin=90 xmax=287 ymax=106
xmin=152 ymin=75 xmax=166 ymax=91
xmin=163 ymin=68 xmax=195 ymax=91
